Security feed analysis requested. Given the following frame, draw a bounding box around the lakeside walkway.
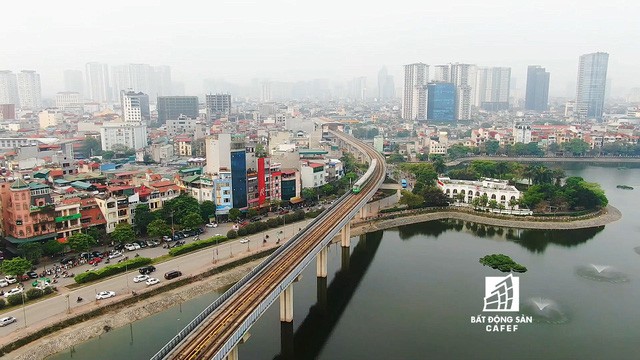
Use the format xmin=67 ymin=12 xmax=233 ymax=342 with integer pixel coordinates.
xmin=352 ymin=205 xmax=622 ymax=235
xmin=444 ymin=156 xmax=640 ymax=167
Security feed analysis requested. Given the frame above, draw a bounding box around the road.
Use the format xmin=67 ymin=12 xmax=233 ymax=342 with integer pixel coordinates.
xmin=0 ymin=217 xmax=314 ymax=341
xmin=444 ymin=156 xmax=640 ymax=166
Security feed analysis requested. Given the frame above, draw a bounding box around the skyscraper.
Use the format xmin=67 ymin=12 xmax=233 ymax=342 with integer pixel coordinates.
xmin=64 ymin=70 xmax=84 ymax=97
xmin=261 ymin=81 xmax=272 ymax=102
xmin=0 ymin=71 xmax=19 ymax=106
xmin=206 ymin=93 xmax=232 ymax=119
xmin=16 ymin=70 xmax=42 ymax=110
xmin=525 ymin=66 xmax=550 ymax=112
xmin=402 ymin=63 xmax=428 ymax=121
xmin=576 ymin=52 xmax=609 ymax=120
xmin=427 ymin=82 xmax=456 ymax=121
xmin=350 ymin=77 xmax=366 ymax=102
xmin=378 ymin=67 xmax=395 ymax=100
xmin=157 ymin=96 xmax=199 ymax=124
xmin=432 ymin=65 xmax=451 ymax=82
xmin=120 ymin=91 xmax=150 ymax=122
xmin=153 ymin=65 xmax=172 ymax=98
xmin=85 ymin=62 xmax=110 ymax=103
xmin=450 ymin=63 xmax=477 ymax=120
xmin=475 ymin=67 xmax=511 ymax=111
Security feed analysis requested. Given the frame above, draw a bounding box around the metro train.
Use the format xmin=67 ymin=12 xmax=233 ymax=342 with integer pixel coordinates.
xmin=352 ymin=159 xmax=377 ymax=194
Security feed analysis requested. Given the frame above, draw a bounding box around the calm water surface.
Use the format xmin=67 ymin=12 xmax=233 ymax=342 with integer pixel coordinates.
xmin=49 ymin=164 xmax=640 ymax=360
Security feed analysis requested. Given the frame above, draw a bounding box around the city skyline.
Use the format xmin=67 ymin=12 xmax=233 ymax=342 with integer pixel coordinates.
xmin=0 ymin=1 xmax=637 ymax=98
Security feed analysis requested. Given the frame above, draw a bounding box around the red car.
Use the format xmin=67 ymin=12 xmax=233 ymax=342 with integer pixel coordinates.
xmin=278 ymin=209 xmax=290 ymax=215
xmin=88 ymin=257 xmax=103 ymax=265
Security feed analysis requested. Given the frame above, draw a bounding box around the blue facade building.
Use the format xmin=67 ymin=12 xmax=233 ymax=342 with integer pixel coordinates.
xmin=427 ymin=82 xmax=456 ymax=122
xmin=230 ymin=150 xmax=247 ymax=209
xmin=213 ymin=172 xmax=233 ymax=215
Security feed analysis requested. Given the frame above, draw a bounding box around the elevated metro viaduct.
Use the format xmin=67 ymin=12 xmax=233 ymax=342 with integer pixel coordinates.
xmin=153 ymin=130 xmax=386 ymax=360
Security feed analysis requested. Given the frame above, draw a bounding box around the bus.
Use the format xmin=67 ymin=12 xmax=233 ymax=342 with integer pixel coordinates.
xmin=401 ymin=179 xmax=407 ymax=188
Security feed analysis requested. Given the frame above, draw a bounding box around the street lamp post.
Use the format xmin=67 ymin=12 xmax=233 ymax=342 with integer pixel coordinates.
xmin=21 ymin=294 xmax=26 ymax=328
xmin=66 ymin=294 xmax=70 ymax=314
xmin=246 ymin=239 xmax=250 ymax=252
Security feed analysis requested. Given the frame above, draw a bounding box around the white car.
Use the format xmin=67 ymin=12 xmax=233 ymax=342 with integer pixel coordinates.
xmin=108 ymin=251 xmax=123 ymax=259
xmin=4 ymin=276 xmax=17 ymax=284
xmin=239 ymin=238 xmax=249 ymax=244
xmin=0 ymin=279 xmax=8 ymax=287
xmin=145 ymin=277 xmax=160 ymax=286
xmin=3 ymin=287 xmax=23 ymax=298
xmin=124 ymin=243 xmax=137 ymax=251
xmin=96 ymin=291 xmax=116 ymax=300
xmin=205 ymin=223 xmax=215 ymax=228
xmin=0 ymin=316 xmax=17 ymax=327
xmin=133 ymin=274 xmax=149 ymax=283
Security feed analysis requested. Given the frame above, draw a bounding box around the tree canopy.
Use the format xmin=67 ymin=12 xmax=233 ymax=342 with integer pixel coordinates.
xmin=68 ymin=233 xmax=97 ymax=253
xmin=133 ymin=204 xmax=155 ymax=235
xmin=1 ymin=257 xmax=32 ymax=277
xmin=110 ymin=223 xmax=135 ymax=244
xmin=147 ymin=219 xmax=171 ymax=237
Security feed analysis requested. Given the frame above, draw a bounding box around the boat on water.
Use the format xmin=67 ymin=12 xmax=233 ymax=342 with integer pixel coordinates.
xmin=616 ymin=185 xmax=634 ymax=190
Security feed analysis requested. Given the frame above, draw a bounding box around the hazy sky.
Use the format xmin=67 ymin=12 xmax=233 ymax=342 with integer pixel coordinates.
xmin=2 ymin=0 xmax=638 ymax=97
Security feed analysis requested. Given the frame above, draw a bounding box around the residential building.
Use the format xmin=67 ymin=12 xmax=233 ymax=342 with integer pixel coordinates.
xmin=475 ymin=67 xmax=511 ymax=111
xmin=85 ymin=62 xmax=110 ymax=103
xmin=174 ymin=135 xmax=193 ymax=156
xmin=0 ymin=70 xmax=19 ymax=106
xmin=261 ymin=82 xmax=272 ymax=102
xmin=576 ymin=52 xmax=609 ymax=120
xmin=54 ymin=201 xmax=82 ymax=241
xmin=38 ymin=109 xmax=64 ymax=129
xmin=152 ymin=65 xmax=172 ymax=98
xmin=280 ymin=169 xmax=300 ymax=201
xmin=373 ymin=135 xmax=384 ymax=153
xmin=402 ymin=63 xmax=428 ymax=121
xmin=432 ymin=65 xmax=451 ymax=82
xmin=205 ymin=93 xmax=231 ymax=119
xmin=525 ymin=66 xmax=550 ymax=112
xmin=157 ymin=96 xmax=199 ymax=124
xmin=427 ymin=82 xmax=456 ymax=121
xmin=55 ymin=92 xmax=83 ymax=112
xmin=63 ymin=70 xmax=84 ymax=97
xmin=17 ymin=70 xmax=42 ymax=109
xmin=0 ymin=179 xmax=57 ymax=252
xmin=150 ymin=143 xmax=174 ymax=163
xmin=213 ymin=172 xmax=233 ymax=215
xmin=513 ymin=124 xmax=532 ymax=144
xmin=100 ymin=121 xmax=148 ymax=151
xmin=166 ymin=115 xmax=208 ymax=139
xmin=300 ymin=161 xmax=326 ymax=189
xmin=0 ymin=104 xmax=15 ymax=120
xmin=450 ymin=63 xmax=477 ymax=120
xmin=121 ymin=90 xmax=150 ymax=122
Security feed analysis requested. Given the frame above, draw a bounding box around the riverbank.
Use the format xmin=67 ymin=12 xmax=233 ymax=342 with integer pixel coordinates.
xmin=351 ymin=205 xmax=622 ymax=236
xmin=4 ymin=204 xmax=622 ymax=359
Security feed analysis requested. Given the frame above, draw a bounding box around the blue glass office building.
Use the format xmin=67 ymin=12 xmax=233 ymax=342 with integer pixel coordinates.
xmin=427 ymin=82 xmax=456 ymax=122
xmin=230 ymin=150 xmax=248 ymax=209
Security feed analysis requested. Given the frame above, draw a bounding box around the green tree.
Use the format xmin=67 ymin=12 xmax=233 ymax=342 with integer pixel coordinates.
xmin=110 ymin=223 xmax=135 ymax=244
xmin=562 ymin=139 xmax=590 ymax=156
xmin=133 ymin=204 xmax=155 ymax=235
xmin=548 ymin=142 xmax=561 ymax=154
xmin=399 ymin=190 xmax=424 ymax=208
xmin=83 ymin=137 xmax=102 ymax=157
xmin=181 ymin=212 xmax=203 ymax=229
xmin=479 ymin=194 xmax=489 ymax=207
xmin=447 ymin=144 xmax=473 ymax=159
xmin=387 ymin=153 xmax=405 ymax=164
xmin=430 ymin=155 xmax=446 ymax=174
xmin=200 ymin=200 xmax=216 ymax=222
xmin=143 ymin=154 xmax=154 ymax=164
xmin=471 ymin=197 xmax=481 ymax=208
xmin=301 ymin=188 xmax=317 ymax=200
xmin=18 ymin=242 xmax=43 ymax=263
xmin=1 ymin=257 xmax=32 ymax=277
xmin=68 ymin=233 xmax=96 ymax=253
xmin=42 ymin=239 xmax=64 ymax=257
xmin=421 ymin=186 xmax=449 ymax=206
xmin=508 ymin=198 xmax=519 ymax=210
xmin=147 ymin=219 xmax=171 ymax=237
xmin=228 ymin=208 xmax=242 ymax=221
xmin=102 ymin=151 xmax=115 ymax=160
xmin=247 ymin=208 xmax=259 ymax=218
xmin=320 ymin=183 xmax=334 ymax=196
xmin=488 ymin=199 xmax=498 ymax=209
xmin=160 ymin=194 xmax=201 ymax=225
xmin=485 ymin=140 xmax=500 ymax=155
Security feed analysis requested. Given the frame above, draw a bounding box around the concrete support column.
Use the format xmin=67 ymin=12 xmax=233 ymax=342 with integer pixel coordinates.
xmin=279 ymin=284 xmax=294 ymax=322
xmin=317 ymin=276 xmax=328 ymax=313
xmin=226 ymin=345 xmax=239 ymax=360
xmin=341 ymin=223 xmax=351 ymax=248
xmin=316 ymin=246 xmax=328 ymax=278
xmin=280 ymin=320 xmax=295 ymax=359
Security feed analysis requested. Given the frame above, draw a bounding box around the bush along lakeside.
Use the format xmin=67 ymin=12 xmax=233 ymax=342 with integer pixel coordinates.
xmin=479 ymin=254 xmax=527 ymax=273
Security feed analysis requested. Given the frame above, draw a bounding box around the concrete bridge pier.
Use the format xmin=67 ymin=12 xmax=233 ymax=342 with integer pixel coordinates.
xmin=317 ymin=276 xmax=327 ymax=312
xmin=279 ymin=284 xmax=294 ymax=322
xmin=280 ymin=321 xmax=295 ymax=360
xmin=225 ymin=345 xmax=238 ymax=360
xmin=340 ymin=223 xmax=351 ymax=248
xmin=316 ymin=246 xmax=328 ymax=278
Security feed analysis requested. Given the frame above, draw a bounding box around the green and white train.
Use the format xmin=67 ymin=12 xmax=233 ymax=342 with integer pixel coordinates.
xmin=352 ymin=159 xmax=377 ymax=194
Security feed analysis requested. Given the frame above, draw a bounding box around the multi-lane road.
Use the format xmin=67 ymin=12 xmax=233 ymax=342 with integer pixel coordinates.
xmin=0 ymin=218 xmax=314 ymax=341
